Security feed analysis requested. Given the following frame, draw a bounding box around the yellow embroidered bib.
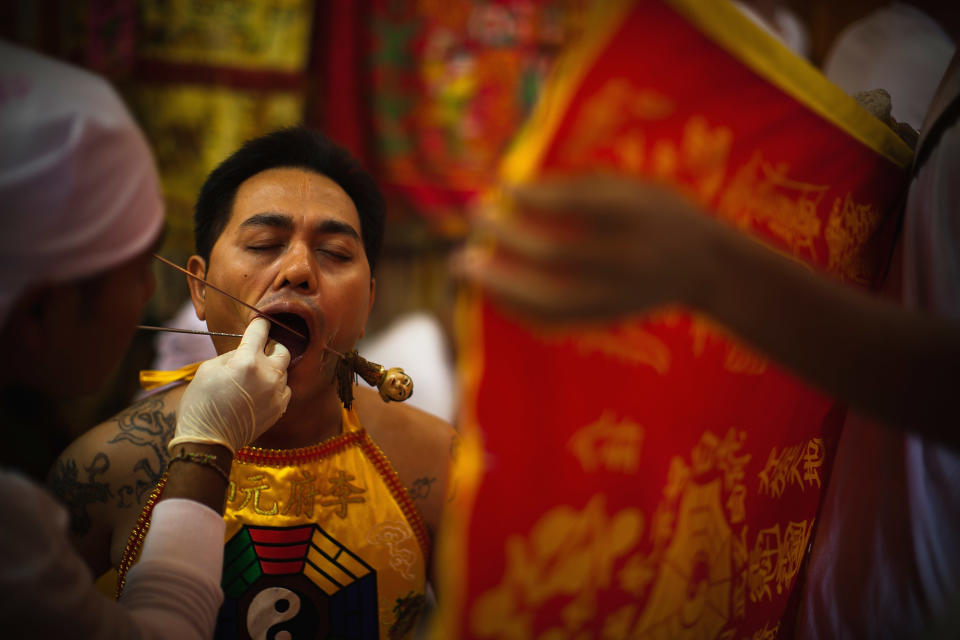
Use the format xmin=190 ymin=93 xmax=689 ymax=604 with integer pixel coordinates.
xmin=120 ymin=408 xmax=430 ymax=640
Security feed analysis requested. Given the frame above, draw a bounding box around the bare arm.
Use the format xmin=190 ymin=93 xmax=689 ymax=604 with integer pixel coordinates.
xmin=48 ymin=388 xmax=183 ymax=575
xmin=458 ymin=176 xmax=960 ymax=447
xmin=693 ymin=220 xmax=959 ymax=441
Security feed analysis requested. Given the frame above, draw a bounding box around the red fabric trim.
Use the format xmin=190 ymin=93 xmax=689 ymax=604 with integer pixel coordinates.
xmin=116 ymin=474 xmax=167 ymax=599
xmin=132 ymin=57 xmax=306 ymax=90
xmin=235 ymin=430 xmax=365 ymax=467
xmin=356 ymin=432 xmax=432 ymax=562
xmin=313 ymin=0 xmax=375 ymax=168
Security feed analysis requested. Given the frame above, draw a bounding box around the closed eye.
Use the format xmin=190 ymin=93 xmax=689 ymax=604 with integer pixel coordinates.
xmin=319 ymin=249 xmax=351 ymax=262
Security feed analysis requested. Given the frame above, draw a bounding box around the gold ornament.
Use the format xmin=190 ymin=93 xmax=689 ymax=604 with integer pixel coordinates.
xmin=335 ymin=351 xmax=414 ymax=409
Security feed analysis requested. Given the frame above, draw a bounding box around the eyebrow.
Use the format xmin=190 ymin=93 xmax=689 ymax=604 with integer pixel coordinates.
xmin=239 ymin=213 xmax=361 ymax=240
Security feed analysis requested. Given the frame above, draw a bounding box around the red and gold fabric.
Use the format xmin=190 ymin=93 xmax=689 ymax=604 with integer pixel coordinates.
xmin=119 ymin=408 xmax=430 ymax=640
xmin=436 ymin=1 xmax=912 ymax=639
xmin=366 ymin=0 xmax=587 ymax=234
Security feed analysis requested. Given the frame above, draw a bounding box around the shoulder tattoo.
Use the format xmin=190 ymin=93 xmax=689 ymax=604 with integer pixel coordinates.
xmin=48 ymin=453 xmax=112 ymax=537
xmin=49 ymin=395 xmax=178 ymax=537
xmin=110 ymin=395 xmax=177 ymax=508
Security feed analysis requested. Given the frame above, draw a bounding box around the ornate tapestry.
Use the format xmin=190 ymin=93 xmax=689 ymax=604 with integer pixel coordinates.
xmin=438 ymin=1 xmax=912 ymax=638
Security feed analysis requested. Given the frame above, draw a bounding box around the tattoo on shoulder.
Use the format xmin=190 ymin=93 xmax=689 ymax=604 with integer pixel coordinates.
xmin=48 ymin=454 xmax=112 ymax=537
xmin=409 ymin=476 xmax=437 ymax=501
xmin=48 ymin=396 xmax=177 ymax=536
xmin=109 ymin=395 xmax=177 ymax=508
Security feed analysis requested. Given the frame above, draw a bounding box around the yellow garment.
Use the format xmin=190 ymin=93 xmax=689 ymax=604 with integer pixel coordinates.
xmin=119 ymin=408 xmax=430 ymax=639
xmin=139 ymin=361 xmax=201 ymax=390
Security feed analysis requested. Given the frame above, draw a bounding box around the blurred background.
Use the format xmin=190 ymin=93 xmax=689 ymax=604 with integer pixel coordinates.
xmin=0 ymin=0 xmax=590 ymax=433
xmin=0 ymin=0 xmax=928 ymax=436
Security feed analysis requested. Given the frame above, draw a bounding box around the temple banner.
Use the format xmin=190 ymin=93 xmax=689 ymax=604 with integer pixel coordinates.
xmin=438 ymin=1 xmax=912 ymax=639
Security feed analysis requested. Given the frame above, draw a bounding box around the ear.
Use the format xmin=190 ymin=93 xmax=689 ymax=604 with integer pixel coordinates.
xmin=186 ymin=255 xmax=208 ymax=321
xmin=360 ymin=277 xmax=376 ymax=339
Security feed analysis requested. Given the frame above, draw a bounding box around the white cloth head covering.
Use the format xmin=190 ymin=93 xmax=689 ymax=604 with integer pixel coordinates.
xmin=823 ymin=3 xmax=955 ymax=131
xmin=0 ymin=41 xmax=164 ymax=328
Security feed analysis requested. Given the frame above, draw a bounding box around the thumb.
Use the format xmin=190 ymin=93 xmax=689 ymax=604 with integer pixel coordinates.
xmin=265 ymin=339 xmax=292 ymax=371
xmin=237 ymin=317 xmax=271 ymax=355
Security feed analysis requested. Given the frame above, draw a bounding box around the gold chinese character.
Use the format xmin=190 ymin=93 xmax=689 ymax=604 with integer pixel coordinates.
xmin=236 ymin=474 xmax=278 ymax=516
xmin=284 ymin=471 xmax=322 ymax=517
xmin=748 ymin=526 xmax=780 ymax=603
xmin=320 ymin=470 xmax=366 ymax=518
xmin=776 ymin=520 xmax=811 ymax=594
xmin=803 ymin=438 xmax=825 ymax=488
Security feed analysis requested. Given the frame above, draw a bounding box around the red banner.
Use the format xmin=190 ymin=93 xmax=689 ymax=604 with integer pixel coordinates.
xmin=438 ymin=1 xmax=912 ymax=638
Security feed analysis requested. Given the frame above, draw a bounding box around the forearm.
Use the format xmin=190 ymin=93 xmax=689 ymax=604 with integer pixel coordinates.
xmin=692 ymin=223 xmax=960 ymax=444
xmin=121 ymin=499 xmax=225 ymax=639
xmin=0 ymin=471 xmax=224 ymax=640
xmin=161 ymin=442 xmax=232 ymax=514
xmin=118 ymin=444 xmax=231 ymax=638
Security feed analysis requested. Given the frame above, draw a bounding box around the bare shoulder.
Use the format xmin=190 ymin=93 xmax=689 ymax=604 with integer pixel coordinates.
xmin=354 ymin=386 xmax=456 ymax=541
xmin=47 ymin=385 xmax=186 ymax=574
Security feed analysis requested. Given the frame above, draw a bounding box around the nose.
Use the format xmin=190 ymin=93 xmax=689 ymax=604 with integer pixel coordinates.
xmin=272 ymin=242 xmax=318 ymax=292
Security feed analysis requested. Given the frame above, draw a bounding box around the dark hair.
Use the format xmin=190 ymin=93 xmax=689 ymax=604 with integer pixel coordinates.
xmin=194 ymin=127 xmax=384 ymax=271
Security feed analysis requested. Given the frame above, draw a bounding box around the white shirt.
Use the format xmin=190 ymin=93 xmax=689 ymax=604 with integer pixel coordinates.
xmin=800 ymin=60 xmax=960 ymax=639
xmin=824 ymin=3 xmax=955 ymax=130
xmin=0 ymin=470 xmax=226 ymax=638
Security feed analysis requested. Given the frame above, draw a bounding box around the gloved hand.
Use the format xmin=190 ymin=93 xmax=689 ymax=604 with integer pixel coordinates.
xmin=168 ymin=317 xmax=292 ymax=454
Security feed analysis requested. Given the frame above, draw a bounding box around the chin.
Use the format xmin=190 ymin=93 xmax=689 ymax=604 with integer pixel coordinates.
xmin=286 ymin=361 xmax=335 ymax=402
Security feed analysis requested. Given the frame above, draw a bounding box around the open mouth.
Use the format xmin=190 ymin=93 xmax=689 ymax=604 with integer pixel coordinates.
xmin=267 ymin=313 xmax=311 ymax=364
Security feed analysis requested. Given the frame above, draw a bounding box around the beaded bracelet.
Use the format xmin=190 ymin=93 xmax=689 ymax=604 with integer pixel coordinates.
xmin=167 ymin=448 xmax=231 ymax=483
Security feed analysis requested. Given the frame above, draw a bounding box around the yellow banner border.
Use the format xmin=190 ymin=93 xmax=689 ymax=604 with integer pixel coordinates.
xmin=431 ymin=285 xmax=488 ymax=639
xmin=500 ymin=0 xmax=635 ymax=183
xmin=668 ymin=0 xmax=912 ymax=168
xmin=501 ymin=0 xmax=913 ymax=185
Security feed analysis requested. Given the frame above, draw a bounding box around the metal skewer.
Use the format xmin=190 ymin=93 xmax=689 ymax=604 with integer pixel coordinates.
xmin=138 ymin=325 xmax=243 ymax=338
xmin=149 ymin=254 xmax=344 ymax=358
xmin=137 ymin=324 xmax=345 ymax=358
xmin=152 ymin=254 xmax=307 ymax=340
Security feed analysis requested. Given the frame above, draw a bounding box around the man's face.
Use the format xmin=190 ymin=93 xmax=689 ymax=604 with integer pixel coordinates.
xmin=188 ymin=167 xmax=374 ymax=400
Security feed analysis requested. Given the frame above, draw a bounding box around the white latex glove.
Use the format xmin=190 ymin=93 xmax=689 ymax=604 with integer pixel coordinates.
xmin=168 ymin=317 xmax=292 ymax=454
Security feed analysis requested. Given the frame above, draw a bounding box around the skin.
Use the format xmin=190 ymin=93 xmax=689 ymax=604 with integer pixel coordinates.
xmin=1 ymin=247 xmax=156 ymax=398
xmin=52 ymin=167 xmax=455 ymax=584
xmin=1 ymin=247 xmax=159 ymax=480
xmin=4 ymin=239 xmax=269 ymax=519
xmin=456 ymin=173 xmax=960 ymax=448
xmin=186 ymin=168 xmax=374 ymax=449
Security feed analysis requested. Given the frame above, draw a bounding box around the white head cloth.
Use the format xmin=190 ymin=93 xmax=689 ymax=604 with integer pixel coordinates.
xmin=0 ymin=41 xmax=164 ymax=329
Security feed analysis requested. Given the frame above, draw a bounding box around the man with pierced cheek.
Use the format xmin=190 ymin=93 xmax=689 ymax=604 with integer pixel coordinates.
xmin=54 ymin=127 xmax=456 ymax=639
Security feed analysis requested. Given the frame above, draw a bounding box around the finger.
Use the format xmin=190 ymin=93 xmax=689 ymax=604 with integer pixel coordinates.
xmin=462 ymin=248 xmax=642 ymax=324
xmin=264 ymin=339 xmax=292 ymax=371
xmin=470 ymin=215 xmax=637 ymax=277
xmin=238 ymin=316 xmax=271 ymax=353
xmin=508 ymin=175 xmax=681 ymax=226
xmin=461 ymin=248 xmax=574 ymax=312
xmin=471 ymin=215 xmax=570 ymax=264
xmin=508 ymin=177 xmax=626 ymax=218
xmin=278 ymin=385 xmax=292 ymax=412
